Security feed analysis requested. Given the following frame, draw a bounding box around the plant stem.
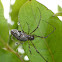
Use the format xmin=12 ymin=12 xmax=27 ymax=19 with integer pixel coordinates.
xmin=0 ymin=36 xmax=24 ymax=62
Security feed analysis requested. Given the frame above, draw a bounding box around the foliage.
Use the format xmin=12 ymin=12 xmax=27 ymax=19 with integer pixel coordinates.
xmin=0 ymin=0 xmax=62 ymax=62
xmin=54 ymin=5 xmax=62 ymax=16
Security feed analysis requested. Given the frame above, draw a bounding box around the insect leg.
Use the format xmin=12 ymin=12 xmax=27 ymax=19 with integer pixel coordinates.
xmin=34 ymin=21 xmax=56 ymax=38
xmin=18 ymin=21 xmax=24 ymax=32
xmin=28 ymin=40 xmax=32 ymax=54
xmin=26 ymin=22 xmax=30 ymax=34
xmin=31 ymin=41 xmax=48 ymax=62
xmin=30 ymin=7 xmax=41 ymax=34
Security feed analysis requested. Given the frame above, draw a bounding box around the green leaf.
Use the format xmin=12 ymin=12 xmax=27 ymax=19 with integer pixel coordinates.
xmin=9 ymin=0 xmax=28 ymax=49
xmin=0 ymin=48 xmax=21 ymax=62
xmin=10 ymin=0 xmax=28 ymax=29
xmin=0 ymin=1 xmax=9 ymax=47
xmin=18 ymin=0 xmax=62 ymax=62
xmin=58 ymin=5 xmax=62 ymax=12
xmin=54 ymin=5 xmax=62 ymax=16
xmin=54 ymin=12 xmax=62 ymax=16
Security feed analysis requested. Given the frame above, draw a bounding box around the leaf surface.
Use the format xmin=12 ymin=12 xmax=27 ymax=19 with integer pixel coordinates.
xmin=54 ymin=5 xmax=62 ymax=16
xmin=0 ymin=0 xmax=9 ymax=47
xmin=0 ymin=48 xmax=21 ymax=62
xmin=18 ymin=0 xmax=62 ymax=62
xmin=10 ymin=0 xmax=28 ymax=29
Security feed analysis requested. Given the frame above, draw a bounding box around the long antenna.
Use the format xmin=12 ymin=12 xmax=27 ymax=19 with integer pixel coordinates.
xmin=31 ymin=41 xmax=48 ymax=62
xmin=34 ymin=20 xmax=56 ymax=38
xmin=30 ymin=7 xmax=41 ymax=34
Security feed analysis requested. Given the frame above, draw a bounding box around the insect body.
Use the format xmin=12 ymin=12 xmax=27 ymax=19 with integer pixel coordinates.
xmin=11 ymin=7 xmax=56 ymax=62
xmin=11 ymin=29 xmax=34 ymax=41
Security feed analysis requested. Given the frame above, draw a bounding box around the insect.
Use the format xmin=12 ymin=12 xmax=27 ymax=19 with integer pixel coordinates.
xmin=11 ymin=7 xmax=56 ymax=62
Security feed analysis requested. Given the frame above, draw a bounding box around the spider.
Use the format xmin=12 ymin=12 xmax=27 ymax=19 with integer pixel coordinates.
xmin=11 ymin=7 xmax=56 ymax=62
